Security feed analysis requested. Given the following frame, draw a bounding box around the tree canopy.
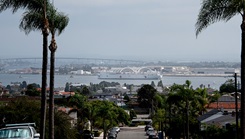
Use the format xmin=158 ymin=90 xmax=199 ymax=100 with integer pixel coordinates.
xmin=137 ymin=84 xmax=157 ymax=109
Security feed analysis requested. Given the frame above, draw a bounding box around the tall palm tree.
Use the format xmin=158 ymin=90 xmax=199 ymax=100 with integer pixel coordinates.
xmin=0 ymin=0 xmax=49 ymax=139
xmin=195 ymin=0 xmax=245 ymax=138
xmin=169 ymin=81 xmax=192 ymax=139
xmin=19 ymin=3 xmax=69 ymax=139
xmin=48 ymin=5 xmax=69 ymax=139
xmin=167 ymin=80 xmax=206 ymax=139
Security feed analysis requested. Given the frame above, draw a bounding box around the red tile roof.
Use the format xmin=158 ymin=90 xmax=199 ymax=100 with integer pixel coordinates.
xmin=54 ymin=92 xmax=75 ymax=96
xmin=208 ymin=102 xmax=240 ymax=109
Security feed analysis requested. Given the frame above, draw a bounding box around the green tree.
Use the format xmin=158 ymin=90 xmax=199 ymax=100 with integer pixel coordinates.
xmin=129 ymin=109 xmax=137 ymax=119
xmin=195 ymin=87 xmax=209 ymax=115
xmin=220 ymin=79 xmax=236 ymax=94
xmin=208 ymin=90 xmax=221 ymax=109
xmin=94 ymin=101 xmax=129 ymax=139
xmin=137 ymin=84 xmax=157 ymax=111
xmin=0 ymin=1 xmax=49 ymax=138
xmin=153 ymin=93 xmax=165 ymax=111
xmin=123 ymin=94 xmax=131 ymax=102
xmin=95 ymin=101 xmax=117 ymax=139
xmin=151 ymin=81 xmax=156 ymax=87
xmin=25 ymin=83 xmax=41 ymax=96
xmin=68 ymin=94 xmax=87 ymax=109
xmin=0 ymin=97 xmax=77 ymax=139
xmin=167 ymin=80 xmax=206 ymax=139
xmin=116 ymin=107 xmax=130 ymax=126
xmin=81 ymin=86 xmax=90 ymax=96
xmin=6 ymin=85 xmax=11 ymax=91
xmin=83 ymin=100 xmax=101 ymax=132
xmin=21 ymin=81 xmax=27 ymax=89
xmin=65 ymin=82 xmax=70 ymax=92
xmin=0 ymin=97 xmax=40 ymax=126
xmin=157 ymin=80 xmax=163 ymax=88
xmin=53 ymin=111 xmax=77 ymax=139
xmin=153 ymin=109 xmax=165 ymax=133
xmin=196 ymin=1 xmax=245 ymax=138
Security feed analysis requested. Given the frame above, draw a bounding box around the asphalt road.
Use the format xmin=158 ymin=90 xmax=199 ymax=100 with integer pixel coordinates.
xmin=117 ymin=126 xmax=148 ymax=139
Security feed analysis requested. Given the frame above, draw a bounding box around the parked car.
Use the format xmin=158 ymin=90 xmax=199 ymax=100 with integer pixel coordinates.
xmin=148 ymin=132 xmax=158 ymax=139
xmin=145 ymin=124 xmax=153 ymax=131
xmin=108 ymin=130 xmax=117 ymax=138
xmin=82 ymin=130 xmax=94 ymax=139
xmin=0 ymin=123 xmax=40 ymax=139
xmin=110 ymin=127 xmax=120 ymax=133
xmin=107 ymin=132 xmax=117 ymax=139
xmin=146 ymin=127 xmax=154 ymax=135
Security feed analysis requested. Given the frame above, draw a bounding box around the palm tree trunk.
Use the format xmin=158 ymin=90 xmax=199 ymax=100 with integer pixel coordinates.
xmin=186 ymin=100 xmax=189 ymax=139
xmin=240 ymin=17 xmax=245 ymax=139
xmin=49 ymin=51 xmax=54 ymax=139
xmin=40 ymin=26 xmax=48 ymax=139
xmin=49 ymin=35 xmax=56 ymax=139
xmin=40 ymin=1 xmax=48 ymax=138
xmin=168 ymin=104 xmax=172 ymax=138
xmin=103 ymin=118 xmax=106 ymax=139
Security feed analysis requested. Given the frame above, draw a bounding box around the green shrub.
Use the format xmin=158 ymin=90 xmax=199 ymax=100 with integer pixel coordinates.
xmin=93 ymin=130 xmax=102 ymax=137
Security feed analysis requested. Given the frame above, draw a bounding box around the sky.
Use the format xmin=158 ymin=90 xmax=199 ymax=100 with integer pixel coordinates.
xmin=0 ymin=0 xmax=242 ymax=62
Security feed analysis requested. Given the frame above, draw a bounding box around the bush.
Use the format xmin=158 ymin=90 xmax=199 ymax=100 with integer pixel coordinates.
xmin=93 ymin=130 xmax=102 ymax=137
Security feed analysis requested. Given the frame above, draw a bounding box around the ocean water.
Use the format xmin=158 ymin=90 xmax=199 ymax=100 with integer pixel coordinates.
xmin=0 ymin=73 xmax=236 ymax=90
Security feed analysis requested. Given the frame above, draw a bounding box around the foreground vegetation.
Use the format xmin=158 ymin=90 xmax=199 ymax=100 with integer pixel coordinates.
xmin=0 ymin=95 xmax=130 ymax=139
xmin=0 ymin=78 xmax=240 ymax=138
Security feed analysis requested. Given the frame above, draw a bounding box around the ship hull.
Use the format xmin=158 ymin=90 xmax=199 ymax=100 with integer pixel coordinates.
xmin=98 ymin=72 xmax=161 ymax=80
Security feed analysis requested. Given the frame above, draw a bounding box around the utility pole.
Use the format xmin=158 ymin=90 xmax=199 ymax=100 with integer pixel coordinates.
xmin=235 ymin=73 xmax=239 ymax=139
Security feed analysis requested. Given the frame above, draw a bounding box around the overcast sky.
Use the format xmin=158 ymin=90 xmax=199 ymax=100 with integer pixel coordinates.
xmin=0 ymin=0 xmax=242 ymax=62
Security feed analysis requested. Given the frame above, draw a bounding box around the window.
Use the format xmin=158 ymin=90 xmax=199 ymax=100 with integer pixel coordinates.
xmin=0 ymin=128 xmax=31 ymax=138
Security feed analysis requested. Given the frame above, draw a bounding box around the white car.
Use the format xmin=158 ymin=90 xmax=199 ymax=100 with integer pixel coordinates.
xmin=0 ymin=123 xmax=40 ymax=139
xmin=146 ymin=127 xmax=154 ymax=135
xmin=110 ymin=127 xmax=120 ymax=133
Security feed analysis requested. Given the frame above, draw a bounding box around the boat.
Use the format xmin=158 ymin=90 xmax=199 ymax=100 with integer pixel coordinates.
xmin=98 ymin=71 xmax=162 ymax=80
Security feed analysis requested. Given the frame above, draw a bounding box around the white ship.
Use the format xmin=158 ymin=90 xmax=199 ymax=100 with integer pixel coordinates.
xmin=98 ymin=67 xmax=162 ymax=80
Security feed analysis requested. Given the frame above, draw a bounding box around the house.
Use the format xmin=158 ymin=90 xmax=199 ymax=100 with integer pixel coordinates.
xmin=207 ymin=94 xmax=240 ymax=111
xmin=198 ymin=109 xmax=237 ymax=131
xmin=54 ymin=91 xmax=75 ymax=98
xmin=57 ymin=107 xmax=77 ymax=127
xmin=104 ymin=86 xmax=129 ymax=94
xmin=198 ymin=94 xmax=240 ymax=131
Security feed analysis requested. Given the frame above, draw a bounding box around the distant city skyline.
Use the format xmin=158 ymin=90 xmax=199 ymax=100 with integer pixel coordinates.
xmin=0 ymin=0 xmax=242 ymax=62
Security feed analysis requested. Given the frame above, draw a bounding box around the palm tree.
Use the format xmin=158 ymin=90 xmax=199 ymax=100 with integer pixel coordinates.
xmin=47 ymin=5 xmax=69 ymax=139
xmin=195 ymin=1 xmax=245 ymax=138
xmin=19 ymin=3 xmax=69 ymax=138
xmin=0 ymin=0 xmax=49 ymax=138
xmin=168 ymin=81 xmax=192 ymax=139
xmin=167 ymin=80 xmax=206 ymax=139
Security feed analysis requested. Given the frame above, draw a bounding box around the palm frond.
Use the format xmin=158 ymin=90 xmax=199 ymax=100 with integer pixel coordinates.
xmin=19 ymin=10 xmax=44 ymax=34
xmin=196 ymin=0 xmax=240 ymax=36
xmin=0 ymin=0 xmax=43 ymax=13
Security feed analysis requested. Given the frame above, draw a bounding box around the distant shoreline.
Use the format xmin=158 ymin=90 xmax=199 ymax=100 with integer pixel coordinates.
xmin=1 ymin=73 xmax=239 ymax=78
xmin=162 ymin=73 xmax=239 ymax=77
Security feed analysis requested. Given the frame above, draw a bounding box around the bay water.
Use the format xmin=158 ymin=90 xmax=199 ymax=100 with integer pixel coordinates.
xmin=0 ymin=73 xmax=235 ymax=90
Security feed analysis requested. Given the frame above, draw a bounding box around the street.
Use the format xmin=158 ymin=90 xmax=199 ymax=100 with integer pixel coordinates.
xmin=117 ymin=126 xmax=147 ymax=139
